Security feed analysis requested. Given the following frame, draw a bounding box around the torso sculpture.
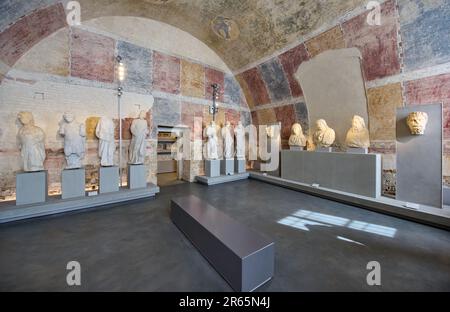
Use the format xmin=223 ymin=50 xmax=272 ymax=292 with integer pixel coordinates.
xmin=129 ymin=111 xmax=149 ymax=164
xmin=95 ymin=117 xmax=115 ymax=166
xmin=345 ymin=115 xmax=370 ymax=148
xmin=17 ymin=111 xmax=46 ymax=172
xmin=221 ymin=121 xmax=234 ymax=159
xmin=234 ymin=121 xmax=245 ymax=159
xmin=313 ymin=119 xmax=335 ymax=148
xmin=204 ymin=121 xmax=218 ymax=160
xmin=288 ymin=123 xmax=306 ymax=147
xmin=59 ymin=112 xmax=86 ymax=169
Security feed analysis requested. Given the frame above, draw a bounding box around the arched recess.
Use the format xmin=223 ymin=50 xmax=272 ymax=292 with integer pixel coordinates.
xmin=0 ymin=5 xmax=251 ymax=195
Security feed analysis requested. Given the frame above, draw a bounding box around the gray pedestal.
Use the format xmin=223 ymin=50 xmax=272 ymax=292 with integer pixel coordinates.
xmin=281 ymin=150 xmax=381 ymax=198
xmin=396 ymin=103 xmax=442 ymax=208
xmin=127 ymin=164 xmax=147 ymax=189
xmin=221 ymin=159 xmax=234 ymax=175
xmin=16 ymin=171 xmax=48 ymax=206
xmin=99 ymin=166 xmax=119 ymax=194
xmin=290 ymin=146 xmax=305 ymax=151
xmin=316 ymin=147 xmax=332 ymax=152
xmin=62 ymin=168 xmax=85 ymax=199
xmin=205 ymin=159 xmax=220 ymax=177
xmin=346 ymin=147 xmax=368 ymax=154
xmin=235 ymin=158 xmax=246 ymax=174
xmin=171 ymin=195 xmax=274 ymax=292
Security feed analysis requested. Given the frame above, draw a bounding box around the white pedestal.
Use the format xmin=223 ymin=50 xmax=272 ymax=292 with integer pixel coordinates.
xmin=99 ymin=166 xmax=119 ymax=194
xmin=62 ymin=168 xmax=85 ymax=199
xmin=235 ymin=158 xmax=246 ymax=174
xmin=346 ymin=147 xmax=368 ymax=154
xmin=290 ymin=146 xmax=305 ymax=151
xmin=205 ymin=160 xmax=220 ymax=177
xmin=316 ymin=147 xmax=332 ymax=152
xmin=16 ymin=171 xmax=48 ymax=205
xmin=221 ymin=158 xmax=234 ymax=175
xmin=127 ymin=164 xmax=147 ymax=189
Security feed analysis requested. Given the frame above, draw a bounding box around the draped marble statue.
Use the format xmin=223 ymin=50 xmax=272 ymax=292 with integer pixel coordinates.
xmin=129 ymin=110 xmax=149 ymax=164
xmin=204 ymin=121 xmax=219 ymax=160
xmin=288 ymin=123 xmax=306 ymax=148
xmin=59 ymin=112 xmax=86 ymax=169
xmin=234 ymin=121 xmax=245 ymax=159
xmin=313 ymin=119 xmax=335 ymax=148
xmin=95 ymin=117 xmax=115 ymax=167
xmin=17 ymin=111 xmax=46 ymax=172
xmin=345 ymin=115 xmax=370 ymax=148
xmin=222 ymin=121 xmax=234 ymax=159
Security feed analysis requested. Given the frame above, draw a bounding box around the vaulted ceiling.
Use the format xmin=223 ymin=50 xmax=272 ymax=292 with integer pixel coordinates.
xmin=1 ymin=0 xmax=367 ymax=70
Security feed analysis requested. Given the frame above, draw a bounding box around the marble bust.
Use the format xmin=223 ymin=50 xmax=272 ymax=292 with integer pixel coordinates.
xmin=95 ymin=117 xmax=115 ymax=167
xmin=204 ymin=121 xmax=219 ymax=160
xmin=59 ymin=112 xmax=86 ymax=169
xmin=129 ymin=110 xmax=149 ymax=165
xmin=407 ymin=111 xmax=428 ymax=135
xmin=345 ymin=115 xmax=370 ymax=148
xmin=221 ymin=121 xmax=234 ymax=159
xmin=234 ymin=121 xmax=245 ymax=159
xmin=288 ymin=123 xmax=306 ymax=147
xmin=17 ymin=111 xmax=46 ymax=172
xmin=313 ymin=119 xmax=335 ymax=148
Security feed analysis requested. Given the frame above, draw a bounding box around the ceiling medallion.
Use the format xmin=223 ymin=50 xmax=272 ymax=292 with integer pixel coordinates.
xmin=211 ymin=16 xmax=240 ymax=41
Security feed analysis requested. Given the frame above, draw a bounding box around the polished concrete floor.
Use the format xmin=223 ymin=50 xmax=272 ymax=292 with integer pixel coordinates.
xmin=0 ymin=180 xmax=449 ymax=291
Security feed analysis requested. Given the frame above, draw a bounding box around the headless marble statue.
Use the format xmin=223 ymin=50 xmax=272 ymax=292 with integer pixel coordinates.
xmin=204 ymin=121 xmax=219 ymax=160
xmin=59 ymin=112 xmax=86 ymax=169
xmin=129 ymin=110 xmax=149 ymax=164
xmin=345 ymin=115 xmax=370 ymax=148
xmin=95 ymin=117 xmax=115 ymax=167
xmin=288 ymin=123 xmax=306 ymax=147
xmin=234 ymin=121 xmax=245 ymax=159
xmin=17 ymin=111 xmax=46 ymax=172
xmin=222 ymin=121 xmax=234 ymax=159
xmin=313 ymin=119 xmax=335 ymax=148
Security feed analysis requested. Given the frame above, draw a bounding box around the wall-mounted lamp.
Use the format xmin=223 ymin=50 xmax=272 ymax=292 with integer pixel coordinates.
xmin=116 ymin=55 xmax=126 ymax=186
xmin=209 ymin=83 xmax=220 ymax=121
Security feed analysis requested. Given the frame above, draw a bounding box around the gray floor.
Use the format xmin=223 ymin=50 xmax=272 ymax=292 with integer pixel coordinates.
xmin=0 ymin=180 xmax=449 ymax=291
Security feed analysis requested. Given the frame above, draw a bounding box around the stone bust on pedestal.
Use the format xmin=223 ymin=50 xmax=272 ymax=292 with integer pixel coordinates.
xmin=313 ymin=119 xmax=335 ymax=148
xmin=345 ymin=115 xmax=370 ymax=148
xmin=129 ymin=110 xmax=149 ymax=165
xmin=17 ymin=111 xmax=46 ymax=172
xmin=288 ymin=123 xmax=306 ymax=148
xmin=59 ymin=112 xmax=86 ymax=169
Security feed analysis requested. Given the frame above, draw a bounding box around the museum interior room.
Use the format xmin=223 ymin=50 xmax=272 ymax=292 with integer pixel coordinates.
xmin=0 ymin=0 xmax=449 ymax=293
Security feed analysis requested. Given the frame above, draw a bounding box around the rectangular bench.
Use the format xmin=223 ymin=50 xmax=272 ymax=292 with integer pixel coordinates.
xmin=170 ymin=195 xmax=274 ymax=292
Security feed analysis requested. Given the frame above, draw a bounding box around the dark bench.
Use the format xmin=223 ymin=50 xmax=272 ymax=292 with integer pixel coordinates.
xmin=170 ymin=195 xmax=274 ymax=292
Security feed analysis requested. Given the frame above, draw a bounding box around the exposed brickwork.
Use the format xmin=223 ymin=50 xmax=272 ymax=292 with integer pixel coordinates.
xmin=0 ymin=3 xmax=66 ymax=66
xmin=71 ymin=28 xmax=115 ymax=83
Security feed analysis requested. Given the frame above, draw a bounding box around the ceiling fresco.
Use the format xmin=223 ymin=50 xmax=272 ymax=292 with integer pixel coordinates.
xmin=1 ymin=0 xmax=367 ymax=70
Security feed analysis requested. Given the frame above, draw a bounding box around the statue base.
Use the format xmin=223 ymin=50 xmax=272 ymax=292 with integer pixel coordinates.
xmin=316 ymin=147 xmax=332 ymax=152
xmin=62 ymin=168 xmax=85 ymax=199
xmin=99 ymin=166 xmax=119 ymax=194
xmin=346 ymin=147 xmax=368 ymax=154
xmin=127 ymin=164 xmax=147 ymax=189
xmin=290 ymin=146 xmax=305 ymax=151
xmin=235 ymin=158 xmax=246 ymax=174
xmin=221 ymin=158 xmax=235 ymax=175
xmin=16 ymin=171 xmax=48 ymax=206
xmin=205 ymin=160 xmax=220 ymax=178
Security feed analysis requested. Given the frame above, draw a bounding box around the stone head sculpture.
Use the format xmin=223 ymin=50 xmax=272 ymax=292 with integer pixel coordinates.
xmin=18 ymin=111 xmax=34 ymax=126
xmin=351 ymin=115 xmax=366 ymax=131
xmin=289 ymin=123 xmax=306 ymax=147
xmin=63 ymin=112 xmax=75 ymax=123
xmin=407 ymin=111 xmax=428 ymax=135
xmin=316 ymin=119 xmax=328 ymax=131
xmin=292 ymin=123 xmax=303 ymax=136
